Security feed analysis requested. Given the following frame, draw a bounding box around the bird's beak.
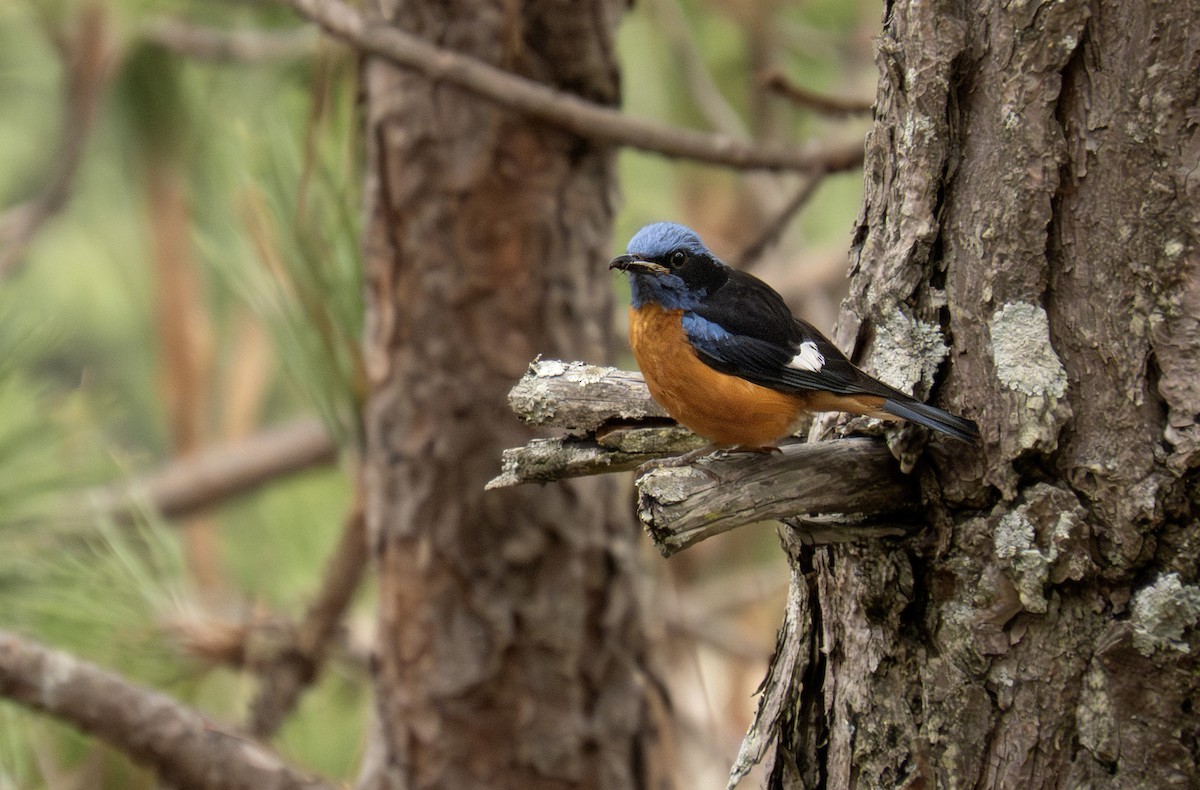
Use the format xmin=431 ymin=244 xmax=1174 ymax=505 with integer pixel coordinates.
xmin=608 ymin=254 xmax=669 ymax=275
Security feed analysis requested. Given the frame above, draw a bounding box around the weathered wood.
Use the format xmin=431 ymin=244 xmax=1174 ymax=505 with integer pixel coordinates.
xmin=498 ymin=360 xmax=925 ymax=551
xmin=486 ymin=428 xmax=703 ymax=489
xmin=507 ymin=359 xmax=669 ymax=432
xmin=637 ymin=438 xmax=917 ymax=556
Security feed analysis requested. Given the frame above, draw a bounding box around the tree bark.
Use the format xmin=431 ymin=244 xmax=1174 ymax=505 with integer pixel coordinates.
xmin=770 ymin=0 xmax=1200 ymax=787
xmin=358 ymin=2 xmax=656 ymax=789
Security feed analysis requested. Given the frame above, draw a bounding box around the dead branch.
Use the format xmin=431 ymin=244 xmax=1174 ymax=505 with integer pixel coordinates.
xmin=761 ymin=68 xmax=875 ymax=116
xmin=143 ymin=17 xmax=317 ymax=63
xmin=0 ymin=5 xmax=115 ymax=278
xmin=506 ymin=359 xmax=670 ymax=431
xmin=637 ymin=439 xmax=916 ymax=556
xmin=91 ymin=417 xmax=338 ymax=523
xmin=497 ymin=360 xmax=920 ymax=554
xmin=736 ymin=172 xmax=827 ymax=269
xmin=247 ymin=495 xmax=368 ymax=738
xmin=0 ymin=629 xmax=335 ymax=790
xmin=487 ymin=427 xmax=704 ymax=489
xmin=487 ymin=359 xmax=702 ymax=487
xmin=281 ymin=0 xmax=865 ymax=172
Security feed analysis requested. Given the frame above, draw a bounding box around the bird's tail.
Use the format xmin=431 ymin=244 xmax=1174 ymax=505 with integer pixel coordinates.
xmin=881 ymin=396 xmax=980 ymax=443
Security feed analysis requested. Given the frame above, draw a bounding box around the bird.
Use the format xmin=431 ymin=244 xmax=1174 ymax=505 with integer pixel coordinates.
xmin=609 ymin=222 xmax=979 ymax=459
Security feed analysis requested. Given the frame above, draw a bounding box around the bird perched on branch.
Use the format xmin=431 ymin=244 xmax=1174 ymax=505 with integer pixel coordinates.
xmin=610 ymin=222 xmax=979 ymax=460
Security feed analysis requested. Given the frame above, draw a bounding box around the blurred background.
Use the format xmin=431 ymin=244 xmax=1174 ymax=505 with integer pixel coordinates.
xmin=0 ymin=0 xmax=879 ymax=786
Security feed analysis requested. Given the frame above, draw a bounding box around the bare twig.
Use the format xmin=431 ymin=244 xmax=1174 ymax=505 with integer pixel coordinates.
xmin=0 ymin=629 xmax=335 ymax=790
xmin=649 ymin=0 xmax=750 ymax=140
xmin=487 ymin=359 xmax=705 ymax=487
xmin=736 ymin=171 xmax=827 ymax=269
xmin=247 ymin=495 xmax=368 ymax=738
xmin=0 ymin=5 xmax=114 ymax=278
xmin=92 ymin=417 xmax=338 ymax=523
xmin=281 ymin=0 xmax=865 ymax=172
xmin=143 ymin=17 xmax=317 ymax=63
xmin=637 ymin=438 xmax=916 ymax=556
xmin=761 ymin=69 xmax=875 ymax=117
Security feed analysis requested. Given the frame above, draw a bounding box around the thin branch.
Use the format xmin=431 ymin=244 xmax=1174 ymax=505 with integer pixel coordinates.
xmin=649 ymin=0 xmax=750 ymax=140
xmin=91 ymin=417 xmax=338 ymax=523
xmin=0 ymin=629 xmax=336 ymax=790
xmin=736 ymin=171 xmax=828 ymax=269
xmin=247 ymin=494 xmax=368 ymax=738
xmin=281 ymin=0 xmax=865 ymax=172
xmin=0 ymin=5 xmax=115 ymax=278
xmin=761 ymin=68 xmax=875 ymax=117
xmin=142 ymin=17 xmax=318 ymax=63
xmin=488 ymin=359 xmax=703 ymax=487
xmin=647 ymin=0 xmax=792 ymax=217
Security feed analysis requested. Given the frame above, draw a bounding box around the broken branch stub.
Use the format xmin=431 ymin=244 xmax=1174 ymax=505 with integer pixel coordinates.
xmin=507 ymin=359 xmax=669 ymax=433
xmin=637 ymin=438 xmax=917 ymax=556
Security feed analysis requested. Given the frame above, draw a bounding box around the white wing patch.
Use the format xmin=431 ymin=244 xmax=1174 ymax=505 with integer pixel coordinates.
xmin=787 ymin=341 xmax=825 ymax=372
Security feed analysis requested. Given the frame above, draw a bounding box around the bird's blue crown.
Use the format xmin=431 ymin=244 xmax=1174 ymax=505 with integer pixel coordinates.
xmin=626 ymin=222 xmax=707 ymax=259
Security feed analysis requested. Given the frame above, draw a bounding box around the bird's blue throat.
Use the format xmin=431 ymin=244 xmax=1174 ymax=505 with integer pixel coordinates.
xmin=628 ymin=273 xmax=705 ymax=310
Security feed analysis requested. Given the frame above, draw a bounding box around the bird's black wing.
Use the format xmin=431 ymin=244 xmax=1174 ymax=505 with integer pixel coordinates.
xmin=685 ymin=269 xmax=890 ymax=397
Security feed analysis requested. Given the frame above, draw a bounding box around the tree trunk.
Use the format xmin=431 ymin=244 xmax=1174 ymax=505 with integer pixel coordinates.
xmin=358 ymin=2 xmax=656 ymax=788
xmin=774 ymin=0 xmax=1200 ymax=786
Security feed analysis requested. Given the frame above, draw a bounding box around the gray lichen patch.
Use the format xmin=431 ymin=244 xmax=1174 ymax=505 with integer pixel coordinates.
xmin=506 ymin=359 xmax=666 ymax=431
xmin=990 ymin=302 xmax=1068 ymax=398
xmin=637 ymin=466 xmax=703 ymax=507
xmin=1129 ymin=573 xmax=1200 ymax=656
xmin=992 ymin=484 xmax=1093 ymax=614
xmin=988 ymin=301 xmax=1071 ymax=452
xmin=870 ymin=308 xmax=949 ymax=394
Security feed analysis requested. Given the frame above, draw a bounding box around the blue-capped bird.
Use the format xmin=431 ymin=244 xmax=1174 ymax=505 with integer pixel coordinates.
xmin=609 ymin=222 xmax=979 ymax=455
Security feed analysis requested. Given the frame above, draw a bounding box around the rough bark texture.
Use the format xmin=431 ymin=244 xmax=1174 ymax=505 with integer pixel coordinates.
xmin=358 ymin=2 xmax=655 ymax=789
xmin=774 ymin=0 xmax=1200 ymax=787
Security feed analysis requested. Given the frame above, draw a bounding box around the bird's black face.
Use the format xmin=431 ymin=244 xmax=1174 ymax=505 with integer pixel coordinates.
xmin=609 ymin=245 xmax=729 ymax=310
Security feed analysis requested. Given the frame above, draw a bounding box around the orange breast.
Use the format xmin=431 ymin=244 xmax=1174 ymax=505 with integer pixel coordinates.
xmin=629 ymin=304 xmax=807 ymax=448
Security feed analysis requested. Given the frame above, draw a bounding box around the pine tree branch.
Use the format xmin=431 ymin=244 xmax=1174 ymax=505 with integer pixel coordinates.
xmin=0 ymin=5 xmax=114 ymax=278
xmin=0 ymin=629 xmax=336 ymax=790
xmin=280 ymin=0 xmax=865 ymax=172
xmin=761 ymin=69 xmax=875 ymax=116
xmin=91 ymin=418 xmax=338 ymax=523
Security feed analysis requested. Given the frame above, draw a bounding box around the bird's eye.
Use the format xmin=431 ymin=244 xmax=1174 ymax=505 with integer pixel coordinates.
xmin=669 ymin=251 xmax=687 ymax=268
